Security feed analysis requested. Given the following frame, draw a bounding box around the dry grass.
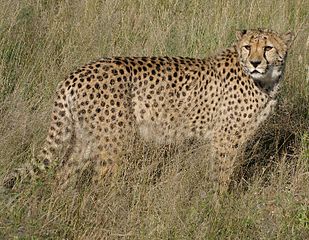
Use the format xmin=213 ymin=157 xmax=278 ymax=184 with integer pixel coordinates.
xmin=0 ymin=0 xmax=308 ymax=239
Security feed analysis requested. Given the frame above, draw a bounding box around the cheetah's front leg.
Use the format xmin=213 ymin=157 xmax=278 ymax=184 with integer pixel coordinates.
xmin=210 ymin=131 xmax=245 ymax=194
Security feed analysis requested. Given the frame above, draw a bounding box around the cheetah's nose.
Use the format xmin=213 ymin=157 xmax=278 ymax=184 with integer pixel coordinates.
xmin=250 ymin=60 xmax=261 ymax=68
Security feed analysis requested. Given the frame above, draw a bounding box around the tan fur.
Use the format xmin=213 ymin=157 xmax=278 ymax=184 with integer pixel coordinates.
xmin=4 ymin=29 xmax=293 ymax=192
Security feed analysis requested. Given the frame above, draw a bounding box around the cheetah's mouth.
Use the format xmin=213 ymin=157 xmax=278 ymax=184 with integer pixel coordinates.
xmin=250 ymin=70 xmax=265 ymax=79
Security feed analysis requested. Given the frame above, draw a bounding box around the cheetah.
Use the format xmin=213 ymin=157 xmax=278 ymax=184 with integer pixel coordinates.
xmin=4 ymin=28 xmax=293 ymax=192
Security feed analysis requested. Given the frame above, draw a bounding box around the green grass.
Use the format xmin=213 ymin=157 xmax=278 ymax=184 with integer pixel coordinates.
xmin=0 ymin=0 xmax=308 ymax=239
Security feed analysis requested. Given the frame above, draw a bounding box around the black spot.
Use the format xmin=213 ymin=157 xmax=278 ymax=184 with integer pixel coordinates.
xmin=112 ymin=69 xmax=118 ymax=75
xmin=225 ymin=72 xmax=231 ymax=79
xmin=56 ymin=121 xmax=62 ymax=127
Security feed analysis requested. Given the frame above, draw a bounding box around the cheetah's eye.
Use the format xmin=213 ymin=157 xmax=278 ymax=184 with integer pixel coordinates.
xmin=264 ymin=46 xmax=273 ymax=51
xmin=243 ymin=45 xmax=251 ymax=51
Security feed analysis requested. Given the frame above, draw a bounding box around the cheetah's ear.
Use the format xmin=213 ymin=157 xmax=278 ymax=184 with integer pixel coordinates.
xmin=236 ymin=29 xmax=247 ymax=41
xmin=281 ymin=31 xmax=294 ymax=48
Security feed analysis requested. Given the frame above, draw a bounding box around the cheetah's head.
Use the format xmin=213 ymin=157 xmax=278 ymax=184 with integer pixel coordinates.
xmin=236 ymin=29 xmax=293 ymax=89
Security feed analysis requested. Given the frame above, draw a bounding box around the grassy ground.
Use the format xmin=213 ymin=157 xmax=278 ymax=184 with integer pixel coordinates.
xmin=0 ymin=0 xmax=308 ymax=239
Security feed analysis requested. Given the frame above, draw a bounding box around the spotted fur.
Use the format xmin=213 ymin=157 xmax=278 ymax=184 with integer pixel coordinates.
xmin=4 ymin=29 xmax=293 ymax=192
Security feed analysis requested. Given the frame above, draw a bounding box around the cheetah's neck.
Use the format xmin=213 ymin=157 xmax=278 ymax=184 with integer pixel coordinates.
xmin=252 ymin=65 xmax=283 ymax=98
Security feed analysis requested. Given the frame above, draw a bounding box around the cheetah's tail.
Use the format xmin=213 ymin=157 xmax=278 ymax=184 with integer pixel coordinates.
xmin=3 ymin=159 xmax=49 ymax=189
xmin=3 ymin=82 xmax=75 ymax=189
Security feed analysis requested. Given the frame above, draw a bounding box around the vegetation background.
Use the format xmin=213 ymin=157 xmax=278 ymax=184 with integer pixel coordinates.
xmin=0 ymin=0 xmax=308 ymax=239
